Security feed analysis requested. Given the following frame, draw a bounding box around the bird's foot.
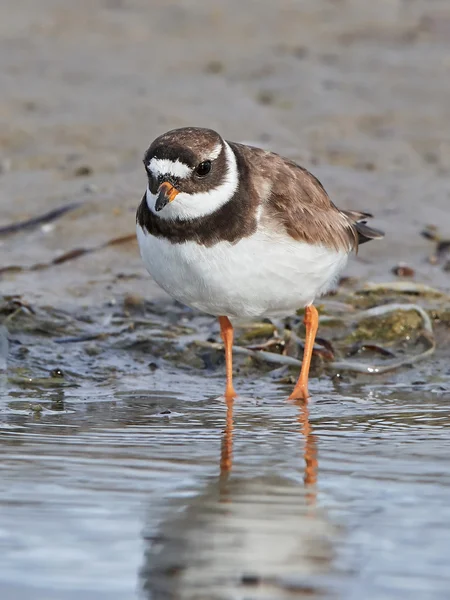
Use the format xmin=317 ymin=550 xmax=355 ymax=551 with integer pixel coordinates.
xmin=288 ymin=383 xmax=310 ymax=402
xmin=224 ymin=385 xmax=237 ymax=401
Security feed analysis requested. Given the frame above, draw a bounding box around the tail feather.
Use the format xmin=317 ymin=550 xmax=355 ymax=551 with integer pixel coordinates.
xmin=354 ymin=221 xmax=385 ymax=245
xmin=341 ymin=209 xmax=385 ymax=246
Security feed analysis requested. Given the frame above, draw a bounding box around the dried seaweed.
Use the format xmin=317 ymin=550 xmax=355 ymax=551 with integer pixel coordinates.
xmin=0 ymin=202 xmax=81 ymax=236
xmin=347 ymin=342 xmax=396 ymax=358
xmin=3 ymin=273 xmax=447 ymax=391
xmin=0 ymin=233 xmax=136 ymax=275
xmin=329 ymin=303 xmax=435 ymax=374
xmin=360 ymin=281 xmax=446 ymax=297
xmin=195 ymin=303 xmax=437 ymax=375
xmin=194 ymin=340 xmax=303 ymax=367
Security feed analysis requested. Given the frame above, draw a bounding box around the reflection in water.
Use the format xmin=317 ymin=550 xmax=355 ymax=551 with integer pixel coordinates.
xmin=219 ymin=397 xmax=234 ymax=479
xmin=3 ymin=384 xmax=450 ymax=599
xmin=299 ymin=402 xmax=318 ymax=507
xmin=219 ymin=398 xmax=318 ymax=502
xmin=140 ymin=400 xmax=334 ymax=599
xmin=49 ymin=389 xmax=66 ymax=412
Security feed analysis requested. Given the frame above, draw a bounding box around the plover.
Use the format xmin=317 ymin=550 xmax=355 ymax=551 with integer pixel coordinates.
xmin=136 ymin=127 xmax=383 ymax=401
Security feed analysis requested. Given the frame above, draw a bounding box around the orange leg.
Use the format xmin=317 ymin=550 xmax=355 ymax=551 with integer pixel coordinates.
xmin=289 ymin=305 xmax=319 ymax=401
xmin=218 ymin=316 xmax=237 ymax=400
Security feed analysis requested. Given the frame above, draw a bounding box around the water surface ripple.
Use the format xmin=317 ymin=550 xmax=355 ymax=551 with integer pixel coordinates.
xmin=1 ymin=382 xmax=449 ymax=600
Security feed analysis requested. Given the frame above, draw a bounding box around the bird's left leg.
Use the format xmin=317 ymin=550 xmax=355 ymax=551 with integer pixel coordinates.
xmin=288 ymin=304 xmax=319 ymax=401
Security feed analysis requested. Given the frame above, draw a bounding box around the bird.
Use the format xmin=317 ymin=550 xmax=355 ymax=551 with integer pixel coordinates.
xmin=136 ymin=127 xmax=384 ymax=401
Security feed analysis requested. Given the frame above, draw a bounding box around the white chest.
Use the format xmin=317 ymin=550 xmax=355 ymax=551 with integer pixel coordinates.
xmin=136 ymin=225 xmax=348 ymax=318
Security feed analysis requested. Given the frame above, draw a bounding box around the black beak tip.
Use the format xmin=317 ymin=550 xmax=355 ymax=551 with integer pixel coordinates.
xmin=154 ymin=193 xmax=168 ymax=212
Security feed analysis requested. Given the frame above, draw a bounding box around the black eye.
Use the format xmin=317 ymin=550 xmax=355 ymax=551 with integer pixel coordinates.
xmin=195 ymin=160 xmax=211 ymax=177
xmin=146 ymin=170 xmax=158 ymax=194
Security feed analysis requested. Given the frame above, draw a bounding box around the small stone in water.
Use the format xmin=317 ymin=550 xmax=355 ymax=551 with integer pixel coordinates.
xmin=50 ymin=368 xmax=64 ymax=378
xmin=392 ymin=263 xmax=415 ymax=277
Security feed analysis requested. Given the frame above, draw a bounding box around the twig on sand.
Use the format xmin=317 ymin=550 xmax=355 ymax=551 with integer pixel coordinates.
xmin=0 ymin=233 xmax=136 ymax=275
xmin=0 ymin=202 xmax=81 ymax=236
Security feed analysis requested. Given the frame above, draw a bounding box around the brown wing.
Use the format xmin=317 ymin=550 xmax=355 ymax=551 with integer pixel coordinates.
xmin=234 ymin=142 xmax=384 ymax=253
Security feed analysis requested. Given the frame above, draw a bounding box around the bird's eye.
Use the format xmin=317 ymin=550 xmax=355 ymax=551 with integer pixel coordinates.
xmin=195 ymin=160 xmax=211 ymax=177
xmin=147 ymin=171 xmax=159 ymax=194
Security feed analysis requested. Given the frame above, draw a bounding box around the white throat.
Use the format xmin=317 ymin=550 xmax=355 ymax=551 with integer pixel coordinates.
xmin=145 ymin=142 xmax=239 ymax=221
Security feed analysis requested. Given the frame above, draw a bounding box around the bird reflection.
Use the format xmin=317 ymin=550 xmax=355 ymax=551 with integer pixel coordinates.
xmin=298 ymin=401 xmax=318 ymax=507
xmin=219 ymin=397 xmax=318 ymax=507
xmin=219 ymin=397 xmax=234 ymax=482
xmin=140 ymin=398 xmax=330 ymax=600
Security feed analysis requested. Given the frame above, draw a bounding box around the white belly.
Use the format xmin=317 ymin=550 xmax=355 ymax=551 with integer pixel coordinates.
xmin=136 ymin=226 xmax=348 ymax=318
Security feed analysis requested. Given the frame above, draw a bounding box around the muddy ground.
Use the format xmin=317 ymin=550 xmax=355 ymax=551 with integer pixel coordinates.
xmin=1 ymin=0 xmax=450 ymax=306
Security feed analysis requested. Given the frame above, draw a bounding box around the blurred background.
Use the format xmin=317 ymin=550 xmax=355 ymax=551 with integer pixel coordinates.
xmin=1 ymin=2 xmax=450 ymax=600
xmin=1 ymin=0 xmax=450 ymax=304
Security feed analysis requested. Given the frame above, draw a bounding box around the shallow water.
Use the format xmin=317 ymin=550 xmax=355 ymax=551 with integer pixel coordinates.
xmin=1 ymin=372 xmax=450 ymax=600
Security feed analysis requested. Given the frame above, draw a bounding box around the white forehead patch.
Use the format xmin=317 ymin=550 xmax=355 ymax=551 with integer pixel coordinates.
xmin=145 ymin=142 xmax=238 ymax=221
xmin=206 ymin=143 xmax=222 ymax=161
xmin=148 ymin=157 xmax=192 ymax=180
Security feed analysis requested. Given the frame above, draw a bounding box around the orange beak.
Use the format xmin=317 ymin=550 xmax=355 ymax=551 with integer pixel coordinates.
xmin=155 ymin=181 xmax=179 ymax=212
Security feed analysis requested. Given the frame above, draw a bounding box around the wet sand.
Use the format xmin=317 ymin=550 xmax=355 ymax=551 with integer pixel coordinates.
xmin=1 ymin=0 xmax=450 ymax=305
xmin=1 ymin=1 xmax=450 ymax=599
